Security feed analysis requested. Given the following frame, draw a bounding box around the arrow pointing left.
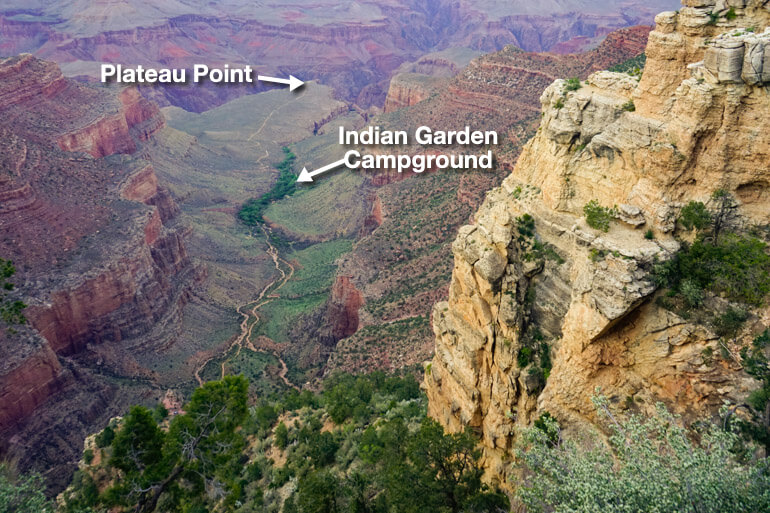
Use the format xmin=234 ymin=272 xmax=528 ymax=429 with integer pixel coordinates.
xmin=297 ymin=158 xmax=348 ymax=183
xmin=257 ymin=74 xmax=305 ymax=91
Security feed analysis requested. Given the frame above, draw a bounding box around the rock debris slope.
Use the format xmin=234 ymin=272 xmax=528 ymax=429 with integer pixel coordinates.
xmin=425 ymin=0 xmax=770 ymax=487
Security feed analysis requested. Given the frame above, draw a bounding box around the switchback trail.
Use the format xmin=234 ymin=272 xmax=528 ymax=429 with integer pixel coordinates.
xmin=194 ymin=224 xmax=298 ymax=389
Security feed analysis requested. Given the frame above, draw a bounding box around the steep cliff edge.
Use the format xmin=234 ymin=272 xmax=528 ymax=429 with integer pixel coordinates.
xmin=323 ymin=27 xmax=650 ymax=379
xmin=425 ymin=0 xmax=770 ymax=489
xmin=0 ymin=55 xmax=198 ymax=489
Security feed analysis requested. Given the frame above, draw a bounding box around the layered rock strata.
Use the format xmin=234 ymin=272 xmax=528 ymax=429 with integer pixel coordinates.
xmin=0 ymin=55 xmax=198 ymax=489
xmin=322 ymin=27 xmax=651 ymax=379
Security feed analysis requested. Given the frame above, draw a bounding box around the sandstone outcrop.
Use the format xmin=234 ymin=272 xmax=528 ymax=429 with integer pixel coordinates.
xmin=425 ymin=0 xmax=770 ymax=490
xmin=322 ymin=27 xmax=651 ymax=379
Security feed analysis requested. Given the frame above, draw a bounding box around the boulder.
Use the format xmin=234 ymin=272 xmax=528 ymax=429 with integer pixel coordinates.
xmin=704 ymin=43 xmax=745 ymax=83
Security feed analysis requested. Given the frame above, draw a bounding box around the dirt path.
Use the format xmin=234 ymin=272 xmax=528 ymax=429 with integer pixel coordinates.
xmin=194 ymin=224 xmax=298 ymax=389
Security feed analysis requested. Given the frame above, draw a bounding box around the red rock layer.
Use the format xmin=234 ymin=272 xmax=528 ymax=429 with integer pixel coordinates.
xmin=0 ymin=334 xmax=64 ymax=437
xmin=0 ymin=54 xmax=164 ymax=158
xmin=359 ymin=194 xmax=384 ymax=237
xmin=326 ymin=276 xmax=364 ymax=342
xmin=1 ymin=2 xmax=665 ymax=111
xmin=383 ymin=74 xmax=444 ymax=112
xmin=0 ymin=56 xmax=196 ymax=487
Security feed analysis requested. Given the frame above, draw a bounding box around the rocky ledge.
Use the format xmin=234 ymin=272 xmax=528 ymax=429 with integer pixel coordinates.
xmin=425 ymin=0 xmax=770 ymax=489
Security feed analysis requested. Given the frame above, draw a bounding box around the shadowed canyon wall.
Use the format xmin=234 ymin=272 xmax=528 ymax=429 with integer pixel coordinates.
xmin=0 ymin=55 xmax=200 ymax=490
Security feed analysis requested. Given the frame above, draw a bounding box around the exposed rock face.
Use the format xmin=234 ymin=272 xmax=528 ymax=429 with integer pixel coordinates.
xmin=0 ymin=55 xmax=163 ymax=158
xmin=384 ymin=73 xmax=446 ymax=112
xmin=326 ymin=276 xmax=365 ymax=342
xmin=0 ymin=1 xmax=674 ymax=111
xmin=323 ymin=27 xmax=651 ymax=380
xmin=0 ymin=55 xmax=198 ymax=490
xmin=425 ymin=0 xmax=770 ymax=489
xmin=288 ymin=275 xmax=364 ymax=372
xmin=0 ymin=330 xmax=65 ymax=437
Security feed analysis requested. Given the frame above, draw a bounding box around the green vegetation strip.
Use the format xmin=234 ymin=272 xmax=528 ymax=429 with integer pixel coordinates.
xmin=239 ymin=147 xmax=298 ymax=226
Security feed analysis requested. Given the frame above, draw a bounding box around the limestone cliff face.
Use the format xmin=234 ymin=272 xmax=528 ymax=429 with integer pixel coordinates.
xmin=425 ymin=0 xmax=770 ymax=488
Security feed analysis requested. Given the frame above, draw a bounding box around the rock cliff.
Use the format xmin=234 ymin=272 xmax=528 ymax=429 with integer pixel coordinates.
xmin=1 ymin=1 xmax=675 ymax=111
xmin=425 ymin=0 xmax=770 ymax=489
xmin=383 ymin=73 xmax=445 ymax=113
xmin=0 ymin=55 xmax=198 ymax=490
xmin=323 ymin=27 xmax=650 ymax=378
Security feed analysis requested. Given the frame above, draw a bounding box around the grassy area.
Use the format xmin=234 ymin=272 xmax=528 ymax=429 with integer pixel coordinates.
xmin=263 ymin=120 xmax=368 ymax=240
xmin=258 ymin=294 xmax=328 ymax=343
xmin=282 ymin=239 xmax=353 ymax=298
xmin=256 ymin=238 xmax=353 ymax=343
xmin=264 ymin=170 xmax=366 ymax=239
xmin=224 ymin=349 xmax=286 ymax=397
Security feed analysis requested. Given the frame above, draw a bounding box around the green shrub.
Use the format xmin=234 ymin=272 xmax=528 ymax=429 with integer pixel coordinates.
xmin=655 ymin=234 xmax=770 ymax=306
xmin=275 ymin=422 xmax=289 ymax=450
xmin=1 ymin=464 xmax=55 ymax=513
xmin=644 ymin=229 xmax=654 ymax=240
xmin=516 ymin=213 xmax=535 ymax=239
xmin=679 ymin=201 xmax=712 ymax=231
xmin=564 ymin=77 xmax=582 ymax=91
xmin=0 ymin=259 xmax=26 ymax=327
xmin=515 ymin=397 xmax=770 ymax=513
xmin=583 ymin=200 xmax=617 ymax=232
xmin=621 ymin=99 xmax=635 ymax=112
xmin=680 ymin=279 xmax=704 ymax=308
xmin=518 ymin=346 xmax=533 ymax=368
xmin=738 ymin=329 xmax=770 ymax=450
xmin=712 ymin=306 xmax=748 ymax=338
xmin=82 ymin=449 xmax=94 ymax=465
xmin=589 ymin=248 xmax=606 ymax=262
xmin=554 ymin=98 xmax=564 ymax=109
xmin=95 ymin=425 xmax=115 ymax=448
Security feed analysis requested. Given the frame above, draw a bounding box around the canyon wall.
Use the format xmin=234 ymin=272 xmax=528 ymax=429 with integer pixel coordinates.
xmin=323 ymin=27 xmax=651 ymax=378
xmin=0 ymin=55 xmax=198 ymax=489
xmin=384 ymin=73 xmax=445 ymax=112
xmin=425 ymin=0 xmax=770 ymax=489
xmin=0 ymin=1 xmax=675 ymax=111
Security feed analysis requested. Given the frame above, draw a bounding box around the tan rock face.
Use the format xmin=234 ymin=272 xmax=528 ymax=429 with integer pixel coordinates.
xmin=425 ymin=0 xmax=770 ymax=490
